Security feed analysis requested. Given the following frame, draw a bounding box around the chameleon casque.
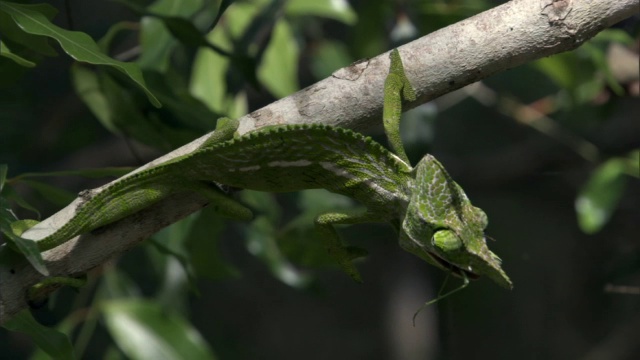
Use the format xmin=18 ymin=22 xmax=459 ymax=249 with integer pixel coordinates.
xmin=27 ymin=49 xmax=512 ymax=295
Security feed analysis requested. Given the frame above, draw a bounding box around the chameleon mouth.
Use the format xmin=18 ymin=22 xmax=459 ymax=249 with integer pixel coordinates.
xmin=426 ymin=251 xmax=480 ymax=280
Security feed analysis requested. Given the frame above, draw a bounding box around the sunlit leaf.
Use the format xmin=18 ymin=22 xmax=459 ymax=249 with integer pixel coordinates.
xmin=0 ymin=163 xmax=6 ymax=192
xmin=576 ymin=158 xmax=628 ymax=234
xmin=100 ymin=268 xmax=143 ymax=300
xmin=257 ymin=19 xmax=298 ymax=98
xmin=102 ymin=300 xmax=217 ymax=360
xmin=285 ymin=0 xmax=357 ymax=25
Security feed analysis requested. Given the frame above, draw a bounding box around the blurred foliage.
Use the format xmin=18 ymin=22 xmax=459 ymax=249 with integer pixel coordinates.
xmin=0 ymin=0 xmax=638 ymax=359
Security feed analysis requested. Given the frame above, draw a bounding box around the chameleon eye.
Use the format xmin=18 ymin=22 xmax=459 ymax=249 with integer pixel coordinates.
xmin=432 ymin=229 xmax=462 ymax=252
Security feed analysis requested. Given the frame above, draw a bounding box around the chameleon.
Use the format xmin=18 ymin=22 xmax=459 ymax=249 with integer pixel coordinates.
xmin=23 ymin=49 xmax=512 ymax=293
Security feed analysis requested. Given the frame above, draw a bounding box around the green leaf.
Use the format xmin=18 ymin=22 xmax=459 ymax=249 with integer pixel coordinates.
xmin=2 ymin=184 xmax=41 ymax=219
xmin=0 ymin=163 xmax=6 ymax=192
xmin=245 ymin=214 xmax=312 ymax=288
xmin=14 ymin=166 xmax=133 ymax=180
xmin=576 ymin=158 xmax=628 ymax=234
xmin=310 ymin=41 xmax=352 ymax=79
xmin=0 ymin=203 xmax=48 ymax=275
xmin=100 ymin=268 xmax=143 ymax=300
xmin=101 ymin=300 xmax=217 ymax=360
xmin=70 ymin=63 xmax=112 ymax=127
xmin=2 ymin=310 xmax=74 ymax=360
xmin=0 ymin=4 xmax=57 ymax=56
xmin=143 ymin=70 xmax=220 ymax=131
xmin=97 ymin=21 xmax=139 ymax=53
xmin=135 ymin=0 xmax=204 ymax=71
xmin=21 ymin=179 xmax=75 ymax=207
xmin=148 ymin=213 xmax=202 ymax=311
xmin=285 ymin=0 xmax=357 ymax=25
xmin=161 ymin=16 xmax=210 ymax=48
xmin=279 ymin=190 xmax=358 ymax=267
xmin=185 ymin=206 xmax=239 ymax=280
xmin=257 ymin=18 xmax=299 ymax=98
xmin=0 ymin=2 xmax=160 ymax=107
xmin=0 ymin=40 xmax=36 ymax=67
xmin=98 ymin=70 xmax=186 ymax=149
xmin=239 ymin=191 xmax=312 ymax=287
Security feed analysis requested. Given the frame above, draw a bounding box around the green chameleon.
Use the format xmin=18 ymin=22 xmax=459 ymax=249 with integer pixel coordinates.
xmin=26 ymin=49 xmax=512 ymax=296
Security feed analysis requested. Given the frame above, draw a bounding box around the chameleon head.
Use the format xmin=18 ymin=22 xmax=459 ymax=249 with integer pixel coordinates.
xmin=398 ymin=155 xmax=513 ymax=289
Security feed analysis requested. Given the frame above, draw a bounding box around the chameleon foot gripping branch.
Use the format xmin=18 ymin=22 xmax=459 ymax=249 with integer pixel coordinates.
xmin=25 ymin=48 xmax=511 ymax=303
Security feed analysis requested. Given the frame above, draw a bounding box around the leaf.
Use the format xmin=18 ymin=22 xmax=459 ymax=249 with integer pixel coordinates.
xmin=2 ymin=184 xmax=41 ymax=219
xmin=142 ymin=70 xmax=220 ymax=131
xmin=279 ymin=190 xmax=358 ymax=267
xmin=285 ymin=0 xmax=357 ymax=25
xmin=310 ymin=41 xmax=352 ymax=79
xmin=0 ymin=2 xmax=160 ymax=107
xmin=0 ymin=163 xmax=6 ymax=192
xmin=101 ymin=300 xmax=217 ymax=360
xmin=97 ymin=21 xmax=139 ymax=52
xmin=0 ymin=40 xmax=36 ymax=67
xmin=0 ymin=202 xmax=48 ymax=275
xmin=575 ymin=158 xmax=628 ymax=234
xmin=14 ymin=166 xmax=134 ymax=180
xmin=257 ymin=18 xmax=299 ymax=98
xmin=161 ymin=16 xmax=210 ymax=48
xmin=98 ymin=71 xmax=180 ymax=149
xmin=100 ymin=268 xmax=143 ymax=300
xmin=134 ymin=0 xmax=203 ymax=71
xmin=148 ymin=213 xmax=202 ymax=311
xmin=239 ymin=191 xmax=313 ymax=288
xmin=70 ymin=63 xmax=112 ymax=127
xmin=245 ymin=214 xmax=312 ymax=288
xmin=21 ymin=179 xmax=75 ymax=207
xmin=0 ymin=4 xmax=57 ymax=56
xmin=2 ymin=310 xmax=74 ymax=360
xmin=185 ymin=206 xmax=239 ymax=280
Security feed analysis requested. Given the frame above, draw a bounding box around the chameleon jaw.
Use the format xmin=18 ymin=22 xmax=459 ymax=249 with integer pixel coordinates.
xmin=424 ymin=250 xmax=481 ymax=280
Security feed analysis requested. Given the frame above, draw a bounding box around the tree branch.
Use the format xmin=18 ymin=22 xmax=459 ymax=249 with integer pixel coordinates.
xmin=1 ymin=0 xmax=637 ymax=324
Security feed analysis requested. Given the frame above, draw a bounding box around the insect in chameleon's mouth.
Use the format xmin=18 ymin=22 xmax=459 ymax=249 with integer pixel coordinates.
xmin=426 ymin=251 xmax=480 ymax=280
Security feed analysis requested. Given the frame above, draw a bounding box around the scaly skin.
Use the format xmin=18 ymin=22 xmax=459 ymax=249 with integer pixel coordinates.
xmin=31 ymin=48 xmax=511 ymax=290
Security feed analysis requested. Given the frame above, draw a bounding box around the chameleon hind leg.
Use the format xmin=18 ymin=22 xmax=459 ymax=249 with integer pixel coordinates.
xmin=383 ymin=49 xmax=416 ymax=165
xmin=315 ymin=211 xmax=385 ymax=282
xmin=199 ymin=117 xmax=241 ymax=149
xmin=25 ymin=184 xmax=253 ymax=305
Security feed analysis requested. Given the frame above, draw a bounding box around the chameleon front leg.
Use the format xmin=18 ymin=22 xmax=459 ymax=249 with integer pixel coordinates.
xmin=383 ymin=49 xmax=417 ymax=165
xmin=194 ymin=183 xmax=253 ymax=221
xmin=315 ymin=211 xmax=385 ymax=282
xmin=199 ymin=117 xmax=240 ymax=149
